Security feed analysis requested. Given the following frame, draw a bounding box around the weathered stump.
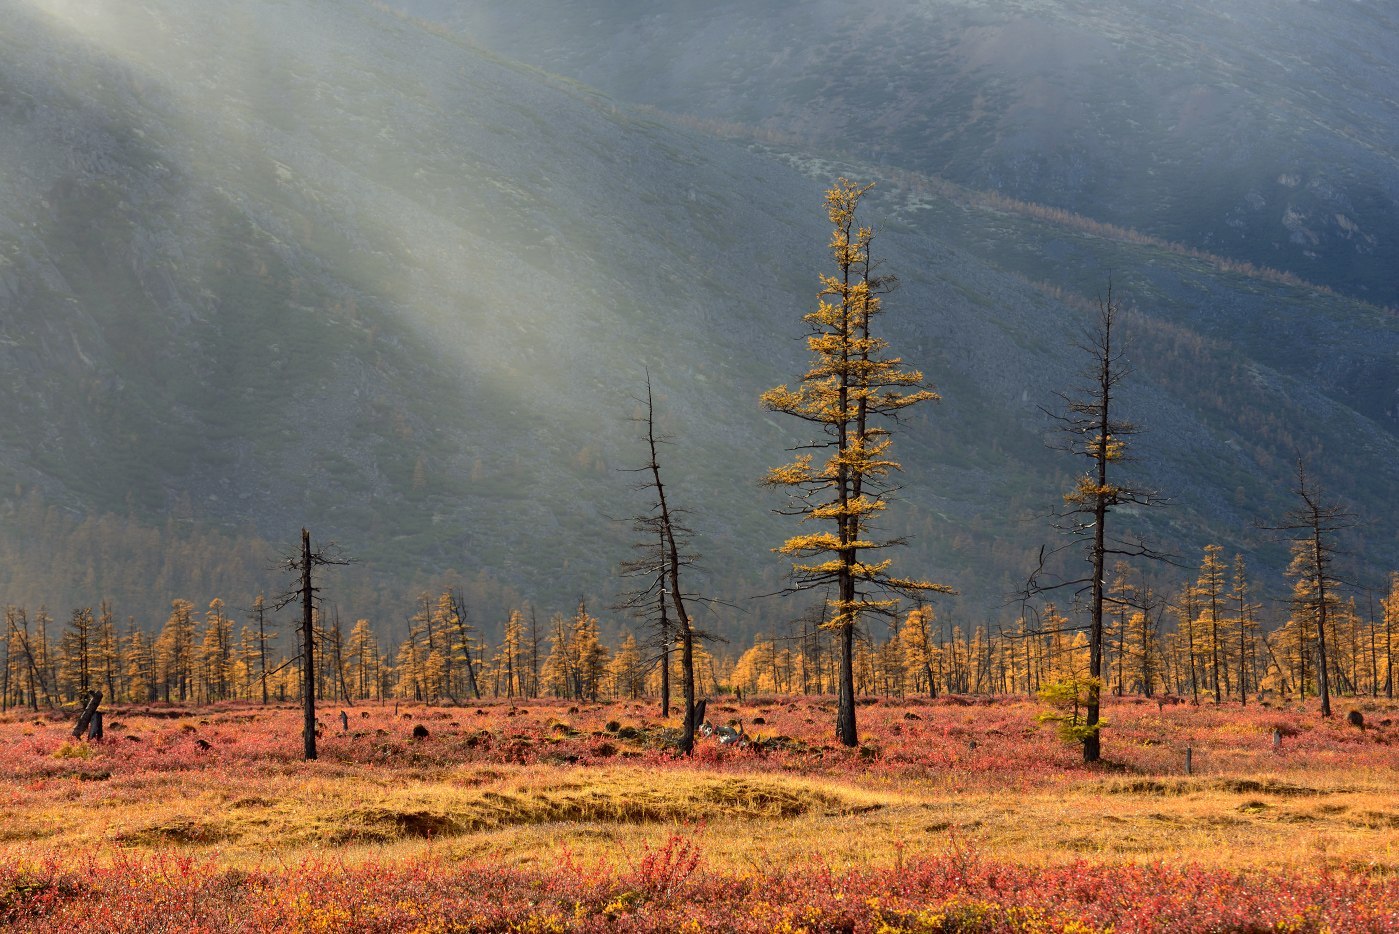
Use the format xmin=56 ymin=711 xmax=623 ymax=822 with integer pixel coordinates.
xmin=72 ymin=692 xmax=102 ymax=739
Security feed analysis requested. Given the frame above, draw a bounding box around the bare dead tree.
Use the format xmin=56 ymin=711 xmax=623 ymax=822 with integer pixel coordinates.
xmin=274 ymin=529 xmax=350 ymax=760
xmin=617 ymin=373 xmax=715 ymax=754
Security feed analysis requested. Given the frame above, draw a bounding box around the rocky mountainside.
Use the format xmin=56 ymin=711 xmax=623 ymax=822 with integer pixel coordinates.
xmin=394 ymin=0 xmax=1399 ymax=307
xmin=1 ymin=0 xmax=1395 ymax=640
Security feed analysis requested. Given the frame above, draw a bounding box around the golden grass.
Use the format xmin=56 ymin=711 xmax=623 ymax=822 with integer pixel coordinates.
xmin=5 ymin=699 xmax=1397 ymax=879
xmin=5 ymin=764 xmax=900 ymax=864
xmin=7 ymin=759 xmax=1397 ymax=876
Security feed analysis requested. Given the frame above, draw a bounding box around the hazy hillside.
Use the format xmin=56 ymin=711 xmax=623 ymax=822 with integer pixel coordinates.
xmin=394 ymin=0 xmax=1399 ymax=308
xmin=1 ymin=0 xmax=1395 ymax=642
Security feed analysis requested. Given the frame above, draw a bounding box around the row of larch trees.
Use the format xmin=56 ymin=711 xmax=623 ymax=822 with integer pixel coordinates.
xmin=2 ymin=598 xmax=269 ymax=710
xmin=1 ymin=588 xmax=733 ymax=712
xmin=724 ymin=561 xmax=1396 ymax=706
xmin=6 ymin=558 xmax=1391 ymax=717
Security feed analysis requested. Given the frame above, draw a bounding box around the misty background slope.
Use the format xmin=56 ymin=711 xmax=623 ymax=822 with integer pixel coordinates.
xmin=0 ymin=0 xmax=1395 ymax=642
xmin=396 ymin=0 xmax=1399 ymax=308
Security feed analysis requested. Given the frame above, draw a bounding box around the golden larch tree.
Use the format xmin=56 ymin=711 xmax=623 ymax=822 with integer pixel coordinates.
xmin=1195 ymin=545 xmax=1229 ymax=705
xmin=1271 ymin=461 xmax=1353 ymax=718
xmin=763 ymin=178 xmax=951 ymax=747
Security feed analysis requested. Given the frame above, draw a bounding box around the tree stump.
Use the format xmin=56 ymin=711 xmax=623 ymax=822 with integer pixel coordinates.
xmin=72 ymin=692 xmax=102 ymax=739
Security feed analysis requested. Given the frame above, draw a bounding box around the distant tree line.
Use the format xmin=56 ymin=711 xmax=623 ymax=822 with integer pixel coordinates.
xmin=3 ymin=560 xmax=1392 ymax=713
xmin=730 ymin=558 xmax=1396 ymax=706
xmin=0 ymin=591 xmax=729 ymax=711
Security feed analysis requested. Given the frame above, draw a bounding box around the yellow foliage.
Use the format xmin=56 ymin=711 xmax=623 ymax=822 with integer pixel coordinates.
xmin=764 ymin=456 xmax=814 ymax=487
xmin=763 ymin=176 xmax=954 ymax=650
xmin=775 ymin=531 xmax=844 ymax=555
xmin=1063 ymin=474 xmax=1120 ymax=506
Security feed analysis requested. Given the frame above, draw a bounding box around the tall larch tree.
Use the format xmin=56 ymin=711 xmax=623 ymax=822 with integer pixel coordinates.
xmin=125 ymin=621 xmax=155 ymax=703
xmin=763 ymin=178 xmax=952 ymax=747
xmin=899 ymin=603 xmax=939 ymax=698
xmin=157 ymin=599 xmax=196 ymax=702
xmin=95 ymin=603 xmax=121 ymax=703
xmin=200 ymin=598 xmax=233 ymax=703
xmin=59 ymin=607 xmax=96 ymax=701
xmin=500 ymin=610 xmax=526 ymax=698
xmin=540 ymin=612 xmax=574 ymax=699
xmin=437 ymin=591 xmax=482 ymax=701
xmin=571 ymin=602 xmax=609 ymax=702
xmin=607 ymin=633 xmax=647 ymax=700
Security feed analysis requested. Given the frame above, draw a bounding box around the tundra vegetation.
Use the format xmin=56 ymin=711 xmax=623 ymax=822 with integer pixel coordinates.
xmin=1 ymin=696 xmax=1397 ymax=931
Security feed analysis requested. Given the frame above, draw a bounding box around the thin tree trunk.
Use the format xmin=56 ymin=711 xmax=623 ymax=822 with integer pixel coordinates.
xmin=301 ymin=529 xmax=317 ymax=761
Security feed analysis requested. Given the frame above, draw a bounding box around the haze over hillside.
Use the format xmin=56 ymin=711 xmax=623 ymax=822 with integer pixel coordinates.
xmin=396 ymin=0 xmax=1399 ymax=308
xmin=1 ymin=0 xmax=1396 ymax=642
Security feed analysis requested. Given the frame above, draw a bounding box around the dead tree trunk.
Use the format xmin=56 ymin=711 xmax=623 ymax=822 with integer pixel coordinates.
xmin=275 ymin=529 xmax=349 ymax=760
xmin=301 ymin=529 xmax=317 ymax=759
xmin=72 ymin=691 xmax=102 ymax=739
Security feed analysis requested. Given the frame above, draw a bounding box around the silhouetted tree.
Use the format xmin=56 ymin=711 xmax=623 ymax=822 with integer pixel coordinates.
xmin=1028 ymin=286 xmax=1166 ymax=762
xmin=275 ymin=529 xmax=349 ymax=760
xmin=618 ymin=374 xmax=710 ymax=753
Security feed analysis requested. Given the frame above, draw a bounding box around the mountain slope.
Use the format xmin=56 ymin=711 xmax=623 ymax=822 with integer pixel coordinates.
xmin=392 ymin=0 xmax=1399 ymax=307
xmin=0 ymin=0 xmax=1395 ymax=640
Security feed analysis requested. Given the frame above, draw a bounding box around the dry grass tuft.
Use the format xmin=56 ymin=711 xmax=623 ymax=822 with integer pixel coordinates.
xmin=112 ymin=818 xmax=231 ymax=847
xmin=1104 ymin=776 xmax=1329 ymax=797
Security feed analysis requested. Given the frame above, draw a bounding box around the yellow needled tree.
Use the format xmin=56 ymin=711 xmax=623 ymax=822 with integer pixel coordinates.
xmin=1196 ymin=545 xmax=1229 ymax=705
xmin=763 ymin=178 xmax=952 ymax=747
